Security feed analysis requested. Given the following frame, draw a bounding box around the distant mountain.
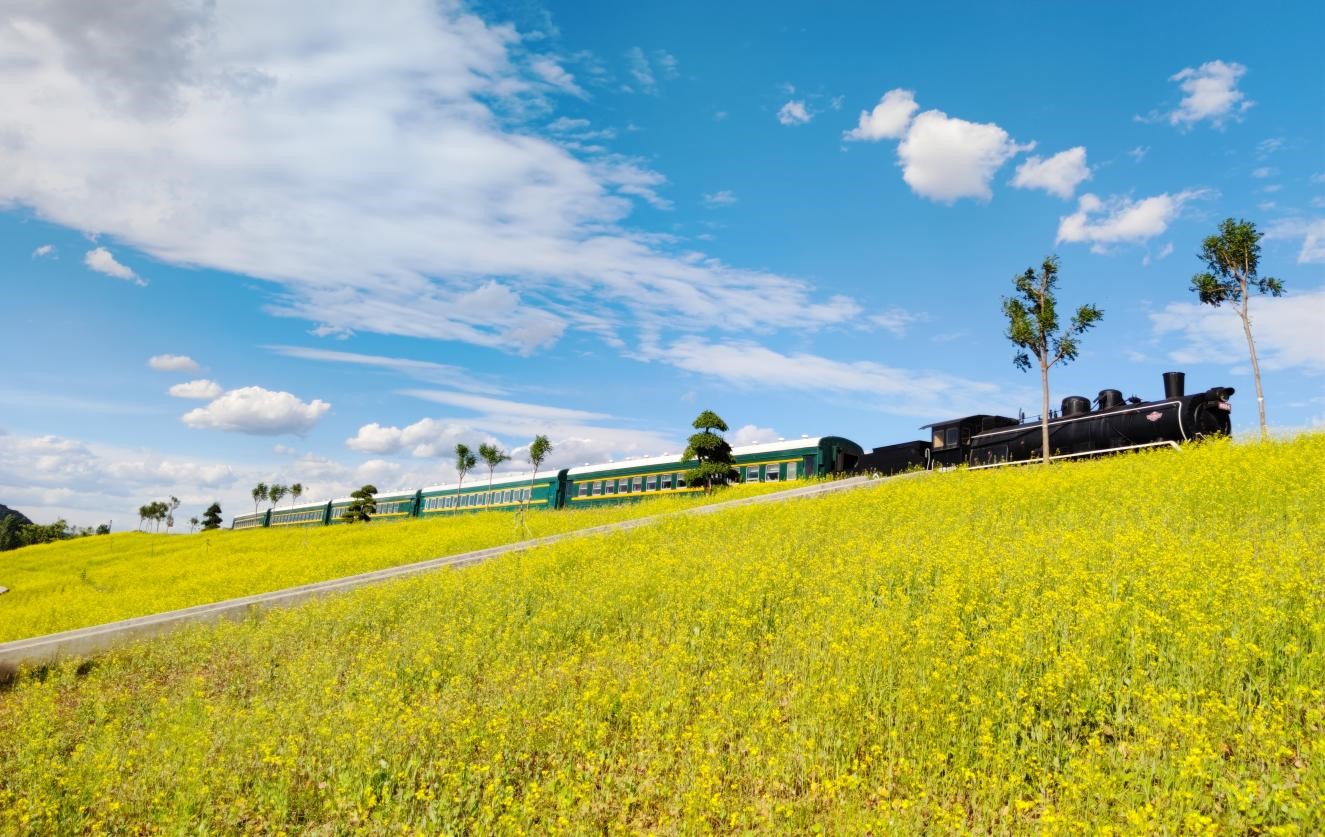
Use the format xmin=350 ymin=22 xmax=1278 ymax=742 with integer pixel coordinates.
xmin=0 ymin=504 xmax=33 ymax=527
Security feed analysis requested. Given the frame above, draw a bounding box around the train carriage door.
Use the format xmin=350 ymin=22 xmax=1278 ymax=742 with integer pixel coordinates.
xmin=802 ymin=454 xmax=817 ymax=477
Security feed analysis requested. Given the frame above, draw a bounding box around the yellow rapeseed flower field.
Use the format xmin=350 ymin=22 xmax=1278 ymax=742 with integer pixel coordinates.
xmin=0 ymin=481 xmax=789 ymax=642
xmin=1 ymin=435 xmax=1322 ymax=833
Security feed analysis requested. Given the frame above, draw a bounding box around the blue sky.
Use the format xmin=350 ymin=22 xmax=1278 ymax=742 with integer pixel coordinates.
xmin=1 ymin=0 xmax=1322 ymax=527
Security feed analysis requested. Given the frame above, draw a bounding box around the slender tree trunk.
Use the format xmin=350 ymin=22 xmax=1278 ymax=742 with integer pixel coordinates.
xmin=1039 ymin=353 xmax=1051 ymax=464
xmin=1239 ymin=289 xmax=1268 ymax=439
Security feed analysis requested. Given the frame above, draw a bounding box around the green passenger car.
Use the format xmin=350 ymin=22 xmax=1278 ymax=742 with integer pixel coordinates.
xmin=231 ymin=509 xmax=270 ymax=530
xmin=328 ymin=490 xmax=420 ymax=525
xmin=418 ymin=471 xmax=563 ymax=516
xmin=563 ymin=436 xmax=862 ymax=506
xmin=269 ymin=500 xmax=332 ymax=528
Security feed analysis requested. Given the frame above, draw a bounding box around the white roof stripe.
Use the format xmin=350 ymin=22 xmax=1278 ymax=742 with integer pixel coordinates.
xmin=421 ymin=471 xmax=553 ymax=494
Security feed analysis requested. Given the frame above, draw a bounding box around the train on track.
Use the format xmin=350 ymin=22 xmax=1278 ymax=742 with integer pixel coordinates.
xmin=232 ymin=371 xmax=1233 ymax=530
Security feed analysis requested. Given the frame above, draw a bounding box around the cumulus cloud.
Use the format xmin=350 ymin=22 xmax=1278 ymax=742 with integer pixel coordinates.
xmin=843 ymin=89 xmax=918 ymax=141
xmin=702 ymin=190 xmax=737 ymax=207
xmin=84 ymin=247 xmax=146 ymax=286
xmin=168 ymin=379 xmax=223 ymax=399
xmin=0 ymin=3 xmax=856 ymax=356
xmin=148 ymin=354 xmax=200 ymax=372
xmin=1151 ymin=288 xmax=1325 ymax=374
xmin=777 ymin=100 xmax=812 ymax=125
xmin=729 ymin=424 xmax=780 ymax=446
xmin=181 ymin=386 xmax=330 ymax=435
xmin=1056 ymin=190 xmax=1212 ymax=251
xmin=897 ymin=110 xmax=1034 ymax=203
xmin=1011 ymin=147 xmax=1091 ymax=199
xmin=346 ymin=418 xmax=498 ymax=458
xmin=32 ymin=244 xmax=55 ymax=258
xmin=1165 ymin=60 xmax=1253 ymax=128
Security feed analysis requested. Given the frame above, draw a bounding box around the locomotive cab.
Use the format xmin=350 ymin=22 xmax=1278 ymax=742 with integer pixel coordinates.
xmin=923 ymin=414 xmax=1019 ymax=468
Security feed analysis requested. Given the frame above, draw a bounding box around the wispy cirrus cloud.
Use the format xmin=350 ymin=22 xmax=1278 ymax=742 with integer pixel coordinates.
xmin=0 ymin=2 xmax=855 ymax=359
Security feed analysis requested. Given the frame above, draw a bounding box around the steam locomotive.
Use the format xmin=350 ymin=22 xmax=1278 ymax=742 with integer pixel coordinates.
xmin=231 ymin=371 xmax=1232 ymax=530
xmin=856 ymin=371 xmax=1235 ymax=475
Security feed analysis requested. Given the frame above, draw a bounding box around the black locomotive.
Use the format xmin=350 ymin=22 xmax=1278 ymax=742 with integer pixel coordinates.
xmin=857 ymin=371 xmax=1235 ymax=474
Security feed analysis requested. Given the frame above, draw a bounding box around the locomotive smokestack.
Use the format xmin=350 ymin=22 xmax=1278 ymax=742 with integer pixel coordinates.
xmin=1163 ymin=371 xmax=1185 ymax=399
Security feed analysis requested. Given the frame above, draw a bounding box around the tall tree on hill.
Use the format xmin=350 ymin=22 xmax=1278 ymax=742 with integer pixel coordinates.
xmin=251 ymin=482 xmax=268 ymax=513
xmin=478 ymin=443 xmax=510 ymax=497
xmin=516 ymin=434 xmax=553 ymax=535
xmin=683 ymin=410 xmax=737 ymax=492
xmin=290 ymin=483 xmax=303 ymax=507
xmin=454 ymin=444 xmax=477 ymax=494
xmin=268 ymin=484 xmax=288 ymax=509
xmin=341 ymin=485 xmax=378 ymax=524
xmin=165 ymin=496 xmax=180 ymax=534
xmin=188 ymin=516 xmax=199 ymax=534
xmin=1003 ymin=255 xmax=1103 ymax=464
xmin=1190 ymin=218 xmax=1284 ymax=438
xmin=201 ymin=502 xmax=223 ymax=531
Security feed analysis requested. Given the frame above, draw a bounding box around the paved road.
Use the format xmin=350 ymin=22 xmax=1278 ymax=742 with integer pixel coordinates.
xmin=0 ymin=474 xmax=900 ymax=667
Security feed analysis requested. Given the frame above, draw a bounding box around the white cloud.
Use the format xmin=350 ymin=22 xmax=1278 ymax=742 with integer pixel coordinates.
xmin=346 ymin=418 xmax=498 ymax=458
xmin=1166 ymin=60 xmax=1253 ymax=128
xmin=843 ymin=89 xmax=918 ymax=142
xmin=168 ymin=379 xmax=223 ymax=400
xmin=273 ymin=444 xmax=297 ymax=455
xmin=0 ymin=3 xmax=857 ymax=356
xmin=1251 ymin=166 xmax=1275 ymax=179
xmin=777 ymin=100 xmax=812 ymax=126
xmin=148 ymin=354 xmax=200 ymax=372
xmin=1265 ymin=218 xmax=1325 ymax=264
xmin=84 ymin=247 xmax=146 ymax=286
xmin=653 ymin=340 xmax=1006 ymax=417
xmin=625 ymin=46 xmax=656 ymax=92
xmin=1056 ymin=189 xmax=1212 ymax=250
xmin=869 ymin=307 xmax=926 ymax=337
xmin=702 ymin=190 xmax=737 ymax=207
xmin=1257 ymin=138 xmax=1283 ymax=156
xmin=1140 ymin=242 xmax=1175 ymax=268
xmin=264 ymin=345 xmax=504 ymax=393
xmin=32 ymin=244 xmax=55 ymax=258
xmin=897 ymin=110 xmax=1034 ymax=203
xmin=1128 ymin=146 xmax=1149 ymax=162
xmin=729 ymin=424 xmax=780 ymax=446
xmin=181 ymin=386 xmax=330 ymax=436
xmin=400 ymin=390 xmax=610 ymax=422
xmin=530 ymin=57 xmax=585 ymax=97
xmin=1151 ymin=288 xmax=1325 ymax=374
xmin=1011 ymin=147 xmax=1091 ymax=199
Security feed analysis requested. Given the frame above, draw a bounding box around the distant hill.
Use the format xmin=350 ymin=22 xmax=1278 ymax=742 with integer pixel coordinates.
xmin=0 ymin=504 xmax=32 ymax=527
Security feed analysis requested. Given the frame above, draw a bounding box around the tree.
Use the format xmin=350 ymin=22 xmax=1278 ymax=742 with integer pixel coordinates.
xmin=683 ymin=410 xmax=738 ymax=491
xmin=268 ymin=484 xmax=288 ymax=509
xmin=341 ymin=485 xmax=378 ymax=523
xmin=95 ymin=523 xmax=111 ymax=536
xmin=454 ymin=444 xmax=477 ymax=493
xmin=252 ymin=482 xmax=268 ymax=513
xmin=478 ymin=443 xmax=510 ymax=496
xmin=1190 ymin=218 xmax=1284 ymax=438
xmin=290 ymin=483 xmax=303 ymax=507
xmin=165 ymin=496 xmax=181 ymax=534
xmin=137 ymin=504 xmax=149 ymax=531
xmin=0 ymin=515 xmax=20 ymax=551
xmin=201 ymin=502 xmax=223 ymax=531
xmin=516 ymin=435 xmax=553 ymax=532
xmin=1003 ymin=256 xmax=1103 ymax=464
xmin=188 ymin=516 xmax=199 ymax=534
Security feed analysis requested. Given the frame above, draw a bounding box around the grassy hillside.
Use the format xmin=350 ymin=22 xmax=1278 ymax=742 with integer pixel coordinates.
xmin=0 ymin=481 xmax=789 ymax=642
xmin=1 ymin=435 xmax=1323 ymax=832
